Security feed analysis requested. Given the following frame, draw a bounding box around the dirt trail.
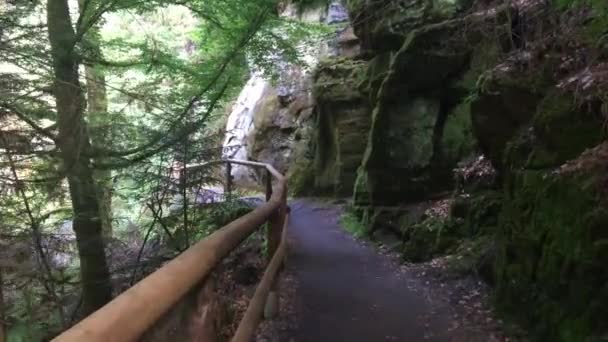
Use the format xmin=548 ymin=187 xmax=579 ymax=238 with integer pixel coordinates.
xmin=286 ymin=200 xmax=453 ymax=342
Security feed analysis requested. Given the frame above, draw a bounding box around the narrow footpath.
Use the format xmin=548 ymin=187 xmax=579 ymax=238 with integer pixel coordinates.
xmin=283 ymin=200 xmax=506 ymax=342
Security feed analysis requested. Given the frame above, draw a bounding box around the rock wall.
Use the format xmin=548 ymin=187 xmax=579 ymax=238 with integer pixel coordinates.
xmin=312 ymin=57 xmax=370 ymax=195
xmin=303 ymin=0 xmax=607 ymax=340
xmin=471 ymin=30 xmax=608 ymax=339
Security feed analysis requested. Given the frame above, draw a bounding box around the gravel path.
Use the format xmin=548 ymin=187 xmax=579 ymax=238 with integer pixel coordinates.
xmin=285 ymin=200 xmax=453 ymax=342
xmin=261 ymin=199 xmax=522 ymax=342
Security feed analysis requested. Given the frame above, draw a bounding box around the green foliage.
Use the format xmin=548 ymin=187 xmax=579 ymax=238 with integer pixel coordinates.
xmin=162 ymin=197 xmax=254 ymax=250
xmin=495 ymin=169 xmax=607 ymax=340
xmin=8 ymin=323 xmax=46 ymax=342
xmin=401 ymin=214 xmax=455 ymax=262
xmin=340 ymin=210 xmax=368 ymax=238
xmin=554 ymin=0 xmax=607 ymax=11
xmin=553 ymin=0 xmax=608 ymax=44
xmin=0 ymin=0 xmax=327 ymax=335
xmin=443 ymin=235 xmax=495 ymax=277
xmin=194 ymin=200 xmax=253 ymax=234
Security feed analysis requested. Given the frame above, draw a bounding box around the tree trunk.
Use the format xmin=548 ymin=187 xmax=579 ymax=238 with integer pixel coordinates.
xmin=47 ymin=0 xmax=112 ymax=316
xmin=79 ymin=0 xmax=113 ymax=238
xmin=0 ymin=267 xmax=4 ymax=342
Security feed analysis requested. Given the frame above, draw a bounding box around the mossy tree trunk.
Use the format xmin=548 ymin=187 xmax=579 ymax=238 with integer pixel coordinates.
xmin=47 ymin=0 xmax=112 ymax=316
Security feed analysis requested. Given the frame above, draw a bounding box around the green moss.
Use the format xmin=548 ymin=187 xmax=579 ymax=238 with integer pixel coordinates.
xmin=389 ymin=98 xmax=438 ymax=166
xmin=456 ymin=40 xmax=501 ymax=90
xmin=452 ymin=191 xmax=502 ymax=235
xmin=444 ymin=235 xmax=496 ymax=279
xmin=312 ymin=57 xmax=371 ymax=196
xmin=495 ymin=169 xmax=608 ymax=340
xmin=470 ymin=71 xmax=543 ymax=171
xmin=353 ymin=167 xmax=370 ymax=205
xmin=360 ymin=53 xmax=392 ymax=102
xmin=503 ymin=91 xmax=606 ymax=171
xmin=288 ymin=158 xmax=315 ymax=196
xmin=431 ymin=0 xmax=460 ymax=17
xmin=402 ymin=215 xmax=461 ymax=262
xmin=313 ymin=57 xmax=367 ymax=103
xmin=340 ymin=210 xmax=369 ymax=238
xmin=529 ymin=91 xmax=604 ymax=167
xmin=442 ymin=100 xmax=475 ymax=163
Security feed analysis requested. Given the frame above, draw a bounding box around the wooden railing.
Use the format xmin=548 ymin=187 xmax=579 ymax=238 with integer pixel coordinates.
xmin=52 ymin=159 xmax=288 ymax=342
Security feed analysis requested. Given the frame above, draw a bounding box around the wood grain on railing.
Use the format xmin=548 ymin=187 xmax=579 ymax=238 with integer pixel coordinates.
xmin=52 ymin=160 xmax=287 ymax=342
xmin=232 ymin=209 xmax=289 ymax=342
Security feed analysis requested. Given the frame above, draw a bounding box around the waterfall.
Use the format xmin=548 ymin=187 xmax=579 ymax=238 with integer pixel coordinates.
xmin=222 ymin=73 xmax=269 ymax=185
xmin=222 ymin=1 xmax=351 ymax=186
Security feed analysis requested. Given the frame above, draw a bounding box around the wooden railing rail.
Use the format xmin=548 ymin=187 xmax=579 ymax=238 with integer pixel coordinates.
xmin=52 ymin=159 xmax=288 ymax=342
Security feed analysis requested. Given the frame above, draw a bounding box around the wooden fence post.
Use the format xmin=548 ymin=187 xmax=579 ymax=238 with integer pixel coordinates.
xmin=265 ymin=169 xmax=272 ymax=202
xmin=264 ymin=184 xmax=287 ymax=319
xmin=264 ymin=208 xmax=284 ymax=319
xmin=267 ymin=210 xmax=283 ymax=261
xmin=224 ymin=162 xmax=232 ymax=197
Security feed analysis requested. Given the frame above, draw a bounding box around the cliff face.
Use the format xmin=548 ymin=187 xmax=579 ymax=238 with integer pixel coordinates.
xmin=312 ymin=57 xmax=370 ymax=195
xmin=300 ymin=0 xmax=607 ymax=339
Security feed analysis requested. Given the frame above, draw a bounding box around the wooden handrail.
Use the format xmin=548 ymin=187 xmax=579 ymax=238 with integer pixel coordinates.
xmin=52 ymin=159 xmax=288 ymax=342
xmin=232 ymin=209 xmax=290 ymax=342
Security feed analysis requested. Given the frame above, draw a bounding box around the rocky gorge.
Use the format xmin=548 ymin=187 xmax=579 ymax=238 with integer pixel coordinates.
xmin=223 ymin=0 xmax=608 ymax=340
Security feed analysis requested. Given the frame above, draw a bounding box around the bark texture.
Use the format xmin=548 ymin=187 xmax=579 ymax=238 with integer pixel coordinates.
xmin=79 ymin=0 xmax=113 ymax=238
xmin=47 ymin=0 xmax=112 ymax=316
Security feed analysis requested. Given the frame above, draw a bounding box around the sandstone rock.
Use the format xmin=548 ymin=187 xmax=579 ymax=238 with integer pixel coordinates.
xmin=312 ymin=58 xmax=371 ymax=195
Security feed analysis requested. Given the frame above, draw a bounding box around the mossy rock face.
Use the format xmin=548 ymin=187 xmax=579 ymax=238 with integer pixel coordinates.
xmin=445 ymin=235 xmax=497 ymax=282
xmin=470 ymin=58 xmax=607 ymax=340
xmin=287 ymin=123 xmax=316 ymax=196
xmin=495 ymin=155 xmax=608 ymax=340
xmin=528 ymin=91 xmax=604 ymax=168
xmin=350 ymin=3 xmax=514 ymax=207
xmin=451 ymin=190 xmax=502 ymax=236
xmin=353 ymin=13 xmax=492 ymax=206
xmin=348 ymin=0 xmax=473 ymax=54
xmin=313 ymin=57 xmax=367 ymax=103
xmin=401 ymin=213 xmax=466 ymax=262
xmin=470 ymin=72 xmax=544 ymax=172
xmin=360 ymin=52 xmax=392 ymax=103
xmin=501 ymin=90 xmax=605 ymax=174
xmin=400 ymin=191 xmax=503 ymax=277
xmin=357 ymin=97 xmax=441 ymax=205
xmin=312 ymin=57 xmax=372 ymax=196
xmin=353 ymin=167 xmax=370 ymax=205
xmin=440 ymin=99 xmax=476 ymax=169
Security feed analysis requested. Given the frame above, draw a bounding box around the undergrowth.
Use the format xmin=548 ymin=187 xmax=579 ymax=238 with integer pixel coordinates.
xmin=339 ymin=211 xmax=367 ymax=238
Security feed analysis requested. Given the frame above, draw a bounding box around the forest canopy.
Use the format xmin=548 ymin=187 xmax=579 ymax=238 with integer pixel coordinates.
xmin=0 ymin=0 xmax=318 ymax=339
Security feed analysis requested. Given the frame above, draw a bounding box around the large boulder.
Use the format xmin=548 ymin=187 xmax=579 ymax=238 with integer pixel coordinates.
xmin=353 ymin=22 xmax=475 ymax=206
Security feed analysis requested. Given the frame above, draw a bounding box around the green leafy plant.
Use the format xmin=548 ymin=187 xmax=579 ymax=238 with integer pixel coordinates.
xmin=340 ymin=211 xmax=368 ymax=238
